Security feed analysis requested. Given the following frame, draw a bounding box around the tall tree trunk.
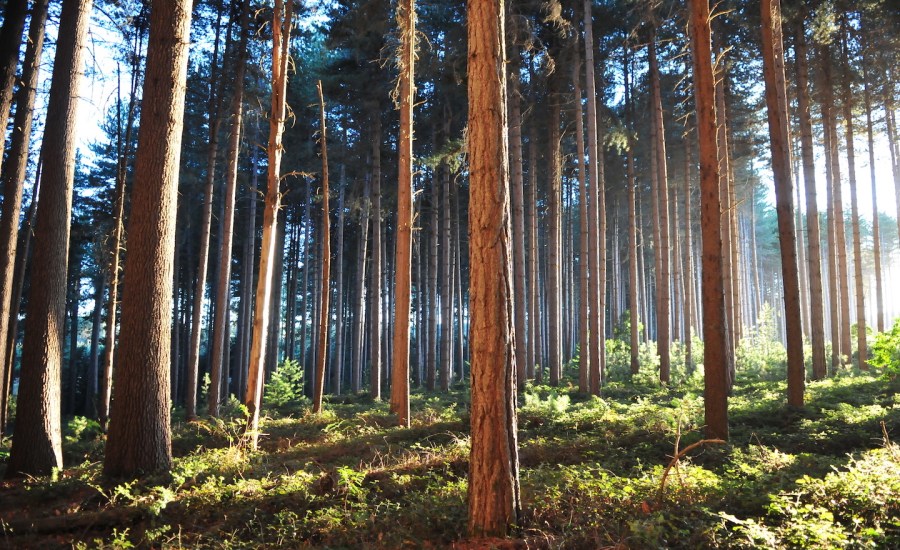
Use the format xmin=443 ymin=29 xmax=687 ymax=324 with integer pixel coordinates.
xmin=690 ymin=0 xmax=729 ymax=441
xmin=839 ymin=18 xmax=866 ymax=369
xmin=186 ymin=18 xmax=233 ymax=421
xmin=527 ymin=131 xmax=539 ymax=380
xmin=761 ymin=0 xmax=805 ymax=407
xmin=862 ymin=71 xmax=883 ymax=332
xmin=821 ymin=46 xmax=852 ymax=365
xmin=547 ymin=75 xmax=562 ymax=387
xmin=6 ymin=0 xmax=92 ymax=478
xmin=86 ymin=270 xmax=104 ymax=417
xmin=683 ymin=129 xmax=695 ymax=373
xmin=313 ymin=81 xmax=332 ymax=414
xmin=0 ymin=0 xmax=49 ymax=431
xmin=390 ymin=0 xmax=414 ymax=425
xmin=440 ymin=120 xmax=453 ymax=392
xmin=649 ymin=38 xmax=671 ymax=384
xmin=369 ymin=112 xmax=383 ymax=399
xmin=467 ymin=0 xmax=520 ymax=534
xmin=573 ymin=46 xmax=590 ymax=393
xmin=351 ymin=173 xmax=370 ymax=394
xmin=332 ymin=163 xmax=346 ymax=394
xmin=584 ymin=0 xmax=603 ymax=393
xmin=426 ymin=157 xmax=438 ymax=391
xmin=0 ymin=0 xmax=28 ymax=132
xmin=103 ymin=0 xmax=191 ymax=477
xmin=624 ymin=47 xmax=640 ymax=375
xmin=794 ymin=16 xmax=827 ymax=380
xmin=244 ymin=0 xmax=292 ymax=450
xmin=508 ymin=35 xmax=528 ymax=393
xmin=208 ymin=0 xmax=249 ymax=416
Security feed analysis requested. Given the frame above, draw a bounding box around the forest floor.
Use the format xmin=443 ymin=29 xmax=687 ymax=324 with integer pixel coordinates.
xmin=1 ymin=367 xmax=899 ymax=549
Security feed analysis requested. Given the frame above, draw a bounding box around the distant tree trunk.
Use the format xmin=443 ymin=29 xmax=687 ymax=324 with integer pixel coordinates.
xmin=186 ymin=20 xmax=233 ymax=421
xmin=466 ymin=0 xmax=520 ymax=535
xmin=690 ymin=0 xmax=728 ymax=440
xmin=103 ymin=0 xmax=191 ymax=477
xmin=649 ymin=38 xmax=671 ymax=384
xmin=0 ymin=0 xmax=49 ymax=431
xmin=6 ymin=0 xmax=92 ymax=478
xmin=86 ymin=270 xmax=104 ymax=417
xmin=572 ymin=46 xmax=590 ymax=394
xmin=547 ymin=75 xmax=562 ymax=387
xmin=426 ymin=156 xmax=438 ymax=391
xmin=244 ymin=0 xmax=293 ymax=450
xmin=839 ymin=18 xmax=866 ymax=369
xmin=440 ymin=120 xmax=453 ymax=392
xmin=624 ymin=47 xmax=640 ymax=375
xmin=0 ymin=0 xmax=28 ymax=131
xmin=65 ymin=251 xmax=82 ymax=417
xmin=508 ymin=35 xmax=528 ymax=393
xmin=886 ymin=91 xmax=900 ymax=253
xmin=351 ymin=173 xmax=370 ymax=394
xmin=527 ymin=132 xmax=539 ymax=380
xmin=761 ymin=0 xmax=805 ymax=407
xmin=390 ymin=0 xmax=414 ymax=425
xmin=313 ymin=81 xmax=332 ymax=415
xmin=584 ymin=0 xmax=603 ymax=393
xmin=208 ymin=0 xmax=249 ymax=417
xmin=683 ymin=129 xmax=695 ymax=373
xmin=794 ymin=16 xmax=827 ymax=380
xmin=820 ymin=46 xmax=852 ymax=366
xmin=862 ymin=72 xmax=883 ymax=333
xmin=332 ymin=163 xmax=346 ymax=394
xmin=369 ymin=112 xmax=383 ymax=399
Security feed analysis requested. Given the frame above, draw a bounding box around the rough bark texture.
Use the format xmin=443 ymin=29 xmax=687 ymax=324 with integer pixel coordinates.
xmin=6 ymin=0 xmax=92 ymax=478
xmin=625 ymin=50 xmax=640 ymax=375
xmin=466 ymin=0 xmax=520 ymax=536
xmin=690 ymin=0 xmax=729 ymax=441
xmin=547 ymin=75 xmax=562 ymax=387
xmin=244 ymin=0 xmax=292 ymax=450
xmin=0 ymin=0 xmax=49 ymax=432
xmin=104 ymin=0 xmax=192 ymax=477
xmin=761 ymin=0 xmax=805 ymax=408
xmin=389 ymin=0 xmax=414 ymax=425
xmin=573 ymin=46 xmax=590 ymax=394
xmin=0 ymin=0 xmax=28 ymax=131
xmin=508 ymin=40 xmax=528 ymax=393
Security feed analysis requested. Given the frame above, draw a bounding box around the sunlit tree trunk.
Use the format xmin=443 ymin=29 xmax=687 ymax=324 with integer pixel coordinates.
xmin=527 ymin=132 xmax=539 ymax=380
xmin=761 ymin=0 xmax=804 ymax=407
xmin=244 ymin=0 xmax=293 ymax=450
xmin=547 ymin=74 xmax=562 ymax=387
xmin=690 ymin=0 xmax=728 ymax=440
xmin=313 ymin=81 xmax=332 ymax=414
xmin=862 ymin=71 xmax=883 ymax=332
xmin=624 ymin=47 xmax=640 ymax=375
xmin=573 ymin=45 xmax=590 ymax=394
xmin=351 ymin=171 xmax=369 ymax=394
xmin=390 ymin=0 xmax=414 ymax=425
xmin=104 ymin=0 xmax=192 ymax=477
xmin=508 ymin=26 xmax=528 ymax=393
xmin=466 ymin=0 xmax=520 ymax=534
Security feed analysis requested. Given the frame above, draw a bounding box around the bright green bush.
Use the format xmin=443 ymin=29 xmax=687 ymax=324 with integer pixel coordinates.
xmin=870 ymin=319 xmax=900 ymax=380
xmin=264 ymin=359 xmax=306 ymax=408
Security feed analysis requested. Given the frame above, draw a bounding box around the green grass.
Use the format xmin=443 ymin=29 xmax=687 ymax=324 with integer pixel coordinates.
xmin=1 ymin=370 xmax=898 ymax=549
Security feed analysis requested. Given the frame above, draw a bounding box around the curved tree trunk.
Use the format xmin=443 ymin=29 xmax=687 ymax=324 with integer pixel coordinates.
xmin=313 ymin=81 xmax=332 ymax=415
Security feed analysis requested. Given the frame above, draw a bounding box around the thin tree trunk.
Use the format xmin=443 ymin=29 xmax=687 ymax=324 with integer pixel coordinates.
xmin=332 ymin=163 xmax=346 ymax=394
xmin=683 ymin=129 xmax=695 ymax=373
xmin=0 ymin=0 xmax=28 ymax=132
xmin=794 ymin=15 xmax=827 ymax=380
xmin=369 ymin=113 xmax=383 ymax=399
xmin=313 ymin=81 xmax=332 ymax=414
xmin=244 ymin=0 xmax=293 ymax=450
xmin=440 ymin=121 xmax=453 ymax=392
xmin=390 ymin=0 xmax=414 ymax=425
xmin=862 ymin=71 xmax=883 ymax=332
xmin=508 ymin=38 xmax=528 ymax=393
xmin=573 ymin=46 xmax=590 ymax=393
xmin=351 ymin=173 xmax=370 ymax=394
xmin=527 ymin=130 xmax=539 ymax=380
xmin=761 ymin=0 xmax=805 ymax=407
xmin=547 ymin=76 xmax=562 ymax=387
xmin=625 ymin=47 xmax=640 ymax=375
xmin=208 ymin=0 xmax=249 ymax=416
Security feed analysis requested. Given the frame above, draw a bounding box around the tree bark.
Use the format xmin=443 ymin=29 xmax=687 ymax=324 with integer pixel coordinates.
xmin=573 ymin=46 xmax=590 ymax=394
xmin=208 ymin=0 xmax=249 ymax=416
xmin=690 ymin=0 xmax=729 ymax=440
xmin=466 ymin=0 xmax=520 ymax=535
xmin=624 ymin=47 xmax=640 ymax=375
xmin=0 ymin=0 xmax=49 ymax=432
xmin=6 ymin=0 xmax=92 ymax=478
xmin=244 ymin=0 xmax=292 ymax=450
xmin=104 ymin=0 xmax=192 ymax=477
xmin=390 ymin=0 xmax=414 ymax=425
xmin=0 ymin=0 xmax=28 ymax=133
xmin=547 ymin=73 xmax=562 ymax=387
xmin=862 ymin=71 xmax=883 ymax=333
xmin=794 ymin=16 xmax=827 ymax=380
xmin=760 ymin=0 xmax=805 ymax=407
xmin=313 ymin=81 xmax=332 ymax=414
xmin=369 ymin=112 xmax=383 ymax=399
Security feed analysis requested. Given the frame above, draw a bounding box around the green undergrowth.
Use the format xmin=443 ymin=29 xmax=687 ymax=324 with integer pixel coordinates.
xmin=1 ymin=370 xmax=898 ymax=549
